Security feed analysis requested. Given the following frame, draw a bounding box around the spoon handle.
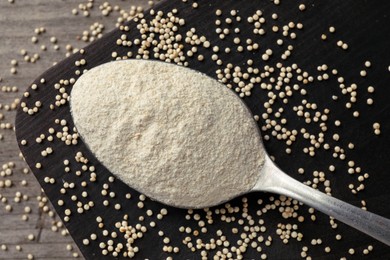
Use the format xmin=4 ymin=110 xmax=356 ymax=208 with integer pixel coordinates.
xmin=253 ymin=157 xmax=390 ymax=246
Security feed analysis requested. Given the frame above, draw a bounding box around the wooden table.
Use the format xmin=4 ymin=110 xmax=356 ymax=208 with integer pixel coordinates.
xmin=0 ymin=1 xmax=148 ymax=259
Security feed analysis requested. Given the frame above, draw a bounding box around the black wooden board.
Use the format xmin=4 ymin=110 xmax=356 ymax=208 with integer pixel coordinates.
xmin=15 ymin=0 xmax=390 ymax=259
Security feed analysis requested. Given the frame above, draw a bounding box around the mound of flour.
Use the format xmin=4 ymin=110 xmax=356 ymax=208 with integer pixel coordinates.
xmin=70 ymin=59 xmax=264 ymax=208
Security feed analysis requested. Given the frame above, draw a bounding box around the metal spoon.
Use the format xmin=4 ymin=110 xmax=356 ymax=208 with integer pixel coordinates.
xmin=70 ymin=60 xmax=390 ymax=246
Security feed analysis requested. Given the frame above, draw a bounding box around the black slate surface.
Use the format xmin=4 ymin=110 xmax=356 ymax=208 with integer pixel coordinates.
xmin=15 ymin=0 xmax=390 ymax=259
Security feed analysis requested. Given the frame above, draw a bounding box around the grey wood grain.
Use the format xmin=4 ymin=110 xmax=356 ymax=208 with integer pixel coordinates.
xmin=0 ymin=0 xmax=149 ymax=259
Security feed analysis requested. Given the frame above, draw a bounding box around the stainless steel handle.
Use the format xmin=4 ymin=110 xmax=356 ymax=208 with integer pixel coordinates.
xmin=253 ymin=157 xmax=390 ymax=246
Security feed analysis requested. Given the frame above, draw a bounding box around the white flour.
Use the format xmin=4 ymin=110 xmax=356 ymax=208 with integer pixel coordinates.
xmin=70 ymin=60 xmax=265 ymax=208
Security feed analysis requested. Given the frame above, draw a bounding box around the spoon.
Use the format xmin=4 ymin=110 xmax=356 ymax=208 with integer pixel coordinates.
xmin=70 ymin=60 xmax=390 ymax=246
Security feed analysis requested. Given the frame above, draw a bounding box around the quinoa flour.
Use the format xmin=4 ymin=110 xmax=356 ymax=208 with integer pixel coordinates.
xmin=70 ymin=59 xmax=265 ymax=208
